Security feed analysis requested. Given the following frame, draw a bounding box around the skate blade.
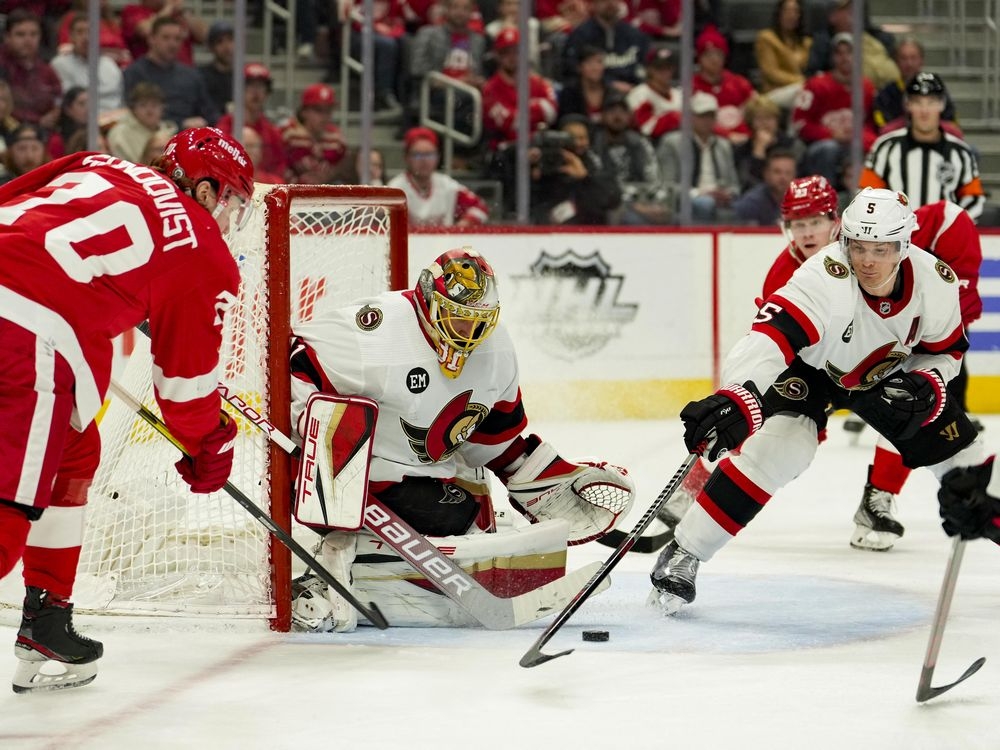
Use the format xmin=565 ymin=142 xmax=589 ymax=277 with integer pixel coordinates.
xmin=850 ymin=525 xmax=899 ymax=551
xmin=645 ymin=587 xmax=688 ymax=616
xmin=12 ymin=656 xmax=98 ymax=693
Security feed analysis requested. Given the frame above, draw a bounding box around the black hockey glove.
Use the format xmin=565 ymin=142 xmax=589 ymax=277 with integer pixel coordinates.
xmin=680 ymin=382 xmax=766 ymax=461
xmin=938 ymin=460 xmax=1000 ymax=542
xmin=876 ymin=369 xmax=947 ymax=441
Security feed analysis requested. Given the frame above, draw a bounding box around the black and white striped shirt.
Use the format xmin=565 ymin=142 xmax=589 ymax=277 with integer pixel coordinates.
xmin=860 ymin=127 xmax=984 ymax=221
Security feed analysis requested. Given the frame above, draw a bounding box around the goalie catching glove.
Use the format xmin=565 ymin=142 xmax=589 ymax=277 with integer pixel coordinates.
xmin=681 ymin=382 xmax=766 ymax=461
xmin=175 ymin=413 xmax=238 ymax=493
xmin=502 ymin=435 xmax=635 ymax=545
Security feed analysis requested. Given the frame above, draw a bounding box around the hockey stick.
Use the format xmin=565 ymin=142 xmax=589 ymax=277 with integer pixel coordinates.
xmin=106 ymin=379 xmax=390 ymax=630
xmin=595 ymin=520 xmax=674 ymax=553
xmin=915 ymin=536 xmax=986 ymax=702
xmin=519 ymin=453 xmax=699 ymax=668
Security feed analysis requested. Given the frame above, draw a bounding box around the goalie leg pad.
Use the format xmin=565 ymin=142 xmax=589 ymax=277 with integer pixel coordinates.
xmin=320 ymin=531 xmax=358 ymax=633
xmin=505 ymin=439 xmax=635 ymax=545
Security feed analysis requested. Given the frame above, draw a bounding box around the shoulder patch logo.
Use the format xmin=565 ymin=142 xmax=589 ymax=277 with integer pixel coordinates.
xmin=823 ymin=256 xmax=849 ymax=279
xmin=934 ymin=260 xmax=956 ymax=284
xmin=773 ymin=376 xmax=809 ymax=401
xmin=356 ymin=304 xmax=383 ymax=331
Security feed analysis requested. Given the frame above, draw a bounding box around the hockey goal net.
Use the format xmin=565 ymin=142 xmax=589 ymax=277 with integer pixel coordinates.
xmin=71 ymin=185 xmax=407 ymax=630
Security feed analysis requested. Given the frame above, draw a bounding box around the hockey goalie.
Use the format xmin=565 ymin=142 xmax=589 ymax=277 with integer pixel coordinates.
xmin=288 ymin=248 xmax=635 ymax=631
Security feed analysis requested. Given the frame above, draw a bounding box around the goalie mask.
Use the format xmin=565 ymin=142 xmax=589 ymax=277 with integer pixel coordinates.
xmin=415 ymin=248 xmax=501 ymax=378
xmin=155 ymin=127 xmax=256 ymax=233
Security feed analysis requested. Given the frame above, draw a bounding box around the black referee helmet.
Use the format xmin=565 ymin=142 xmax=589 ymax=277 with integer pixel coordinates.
xmin=905 ymin=71 xmax=947 ymax=98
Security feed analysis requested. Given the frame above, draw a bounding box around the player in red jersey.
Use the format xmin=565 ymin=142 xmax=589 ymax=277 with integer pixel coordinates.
xmin=0 ymin=126 xmax=249 ymax=692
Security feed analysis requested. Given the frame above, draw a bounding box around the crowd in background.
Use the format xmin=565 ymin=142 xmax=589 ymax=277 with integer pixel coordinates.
xmin=0 ymin=0 xmax=988 ymax=230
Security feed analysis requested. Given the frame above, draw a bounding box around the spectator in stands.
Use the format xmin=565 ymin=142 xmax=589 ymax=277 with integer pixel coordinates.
xmin=558 ymin=45 xmax=610 ymax=125
xmin=242 ymin=126 xmax=283 ymax=184
xmin=341 ymin=0 xmax=405 ymax=111
xmin=861 ymin=72 xmax=985 ymax=222
xmin=592 ymin=93 xmax=666 ymax=224
xmin=562 ymin=0 xmax=649 ymax=91
xmin=388 ymin=127 xmax=489 ymax=227
xmin=657 ymin=91 xmax=739 ymax=222
xmin=57 ymin=0 xmax=131 ymax=68
xmin=536 ymin=0 xmax=589 ymax=39
xmin=792 ymin=32 xmax=876 ymax=189
xmin=107 ymin=81 xmax=172 ymax=164
xmin=732 ymin=146 xmax=798 ymax=225
xmin=0 ymin=81 xmax=20 ymax=149
xmin=282 ymin=83 xmax=347 ymax=185
xmin=754 ymin=0 xmax=812 ymax=110
xmin=198 ymin=20 xmax=235 ymax=116
xmin=409 ymin=0 xmax=487 ymax=136
xmin=482 ymin=28 xmax=558 ymax=154
xmin=627 ymin=0 xmax=681 ymax=41
xmin=46 ymin=86 xmax=88 ymax=160
xmin=874 ymin=37 xmax=960 ymax=136
xmin=0 ymin=123 xmax=49 ymax=185
xmin=139 ymin=126 xmax=172 ymax=165
xmin=215 ymin=63 xmax=288 ymax=179
xmin=485 ymin=0 xmax=541 ymax=70
xmin=733 ymin=94 xmax=803 ymax=191
xmin=692 ymin=25 xmax=755 ymax=145
xmin=51 ymin=14 xmax=125 ymax=116
xmin=0 ymin=10 xmax=62 ymax=130
xmin=123 ymin=16 xmax=220 ymax=130
xmin=627 ymin=46 xmax=682 ymax=145
xmin=121 ymin=0 xmax=208 ymax=67
xmin=530 ymin=113 xmax=622 ymax=224
xmin=332 ymin=147 xmax=388 ymax=186
xmin=806 ymin=0 xmax=898 ymax=90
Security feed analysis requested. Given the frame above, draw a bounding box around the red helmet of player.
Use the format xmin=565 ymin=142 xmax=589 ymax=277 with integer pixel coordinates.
xmin=781 ymin=175 xmax=840 ymax=260
xmin=414 ymin=247 xmax=501 ymax=379
xmin=155 ymin=127 xmax=255 ymax=233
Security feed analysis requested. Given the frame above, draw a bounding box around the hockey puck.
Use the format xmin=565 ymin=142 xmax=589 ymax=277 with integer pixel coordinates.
xmin=582 ymin=630 xmax=609 ymax=642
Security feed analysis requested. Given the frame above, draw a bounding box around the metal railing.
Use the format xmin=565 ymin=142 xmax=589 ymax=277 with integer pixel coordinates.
xmin=262 ymin=0 xmax=298 ymax=113
xmin=419 ymin=72 xmax=483 ymax=174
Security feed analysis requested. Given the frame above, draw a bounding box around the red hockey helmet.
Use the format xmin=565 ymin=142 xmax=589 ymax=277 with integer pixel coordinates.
xmin=780 ymin=175 xmax=838 ymax=223
xmin=415 ymin=248 xmax=501 ymax=379
xmin=157 ymin=127 xmax=255 ymax=229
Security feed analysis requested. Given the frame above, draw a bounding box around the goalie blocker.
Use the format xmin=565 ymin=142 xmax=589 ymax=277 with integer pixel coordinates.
xmin=292 ymin=394 xmax=636 ymax=631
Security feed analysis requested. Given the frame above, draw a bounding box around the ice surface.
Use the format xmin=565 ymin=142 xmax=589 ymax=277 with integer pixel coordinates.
xmin=1 ymin=415 xmax=998 ymax=750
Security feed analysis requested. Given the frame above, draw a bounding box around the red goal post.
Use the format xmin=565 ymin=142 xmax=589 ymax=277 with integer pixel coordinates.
xmin=72 ymin=185 xmax=408 ymax=631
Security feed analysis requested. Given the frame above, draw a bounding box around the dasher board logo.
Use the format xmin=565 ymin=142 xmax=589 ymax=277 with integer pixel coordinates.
xmin=509 ymin=250 xmax=637 ymax=361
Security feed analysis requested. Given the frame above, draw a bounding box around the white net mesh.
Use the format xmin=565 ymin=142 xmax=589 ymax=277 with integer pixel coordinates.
xmin=69 ymin=185 xmax=403 ymax=620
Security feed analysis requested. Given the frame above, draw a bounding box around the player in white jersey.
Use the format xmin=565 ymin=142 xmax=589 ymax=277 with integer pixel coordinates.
xmin=288 ymin=248 xmax=635 ymax=631
xmin=649 ymin=188 xmax=1000 ymax=615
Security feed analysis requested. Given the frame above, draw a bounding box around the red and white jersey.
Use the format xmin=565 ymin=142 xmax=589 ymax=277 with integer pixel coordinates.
xmin=728 ymin=245 xmax=967 ymax=393
xmin=626 ymin=83 xmax=682 ymax=140
xmin=692 ymin=71 xmax=754 ymax=139
xmin=387 ymin=171 xmax=488 ymax=227
xmin=762 ymin=201 xmax=982 ymax=326
xmin=481 ymin=72 xmax=557 ymax=150
xmin=290 ymin=291 xmax=528 ymax=485
xmin=792 ymin=72 xmax=877 ymax=152
xmin=0 ymin=152 xmax=240 ymax=452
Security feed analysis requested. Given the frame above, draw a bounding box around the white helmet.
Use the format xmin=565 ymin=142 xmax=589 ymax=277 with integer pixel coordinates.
xmin=840 ymin=187 xmax=917 ymax=258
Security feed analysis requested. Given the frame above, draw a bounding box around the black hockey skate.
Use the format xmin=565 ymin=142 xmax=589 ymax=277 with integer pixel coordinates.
xmin=648 ymin=541 xmax=700 ymax=615
xmin=850 ymin=471 xmax=904 ymax=551
xmin=13 ymin=587 xmax=103 ymax=693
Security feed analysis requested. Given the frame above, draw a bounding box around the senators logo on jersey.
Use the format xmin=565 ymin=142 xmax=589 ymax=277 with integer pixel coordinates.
xmin=826 ymin=342 xmax=907 ymax=390
xmin=934 ymin=260 xmax=956 ymax=284
xmin=824 ymin=256 xmax=849 ymax=279
xmin=400 ymin=390 xmax=490 ymax=463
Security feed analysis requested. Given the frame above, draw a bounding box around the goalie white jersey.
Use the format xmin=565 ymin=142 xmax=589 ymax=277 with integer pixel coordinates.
xmin=723 ymin=243 xmax=967 ymax=393
xmin=290 ymin=290 xmax=527 ymax=485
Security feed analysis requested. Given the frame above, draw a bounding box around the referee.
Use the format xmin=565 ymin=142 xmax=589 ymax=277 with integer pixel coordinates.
xmin=860 ymin=72 xmax=984 ymax=222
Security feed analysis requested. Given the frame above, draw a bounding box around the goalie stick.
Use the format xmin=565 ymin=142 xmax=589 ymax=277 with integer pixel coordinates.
xmin=595 ymin=521 xmax=673 ymax=553
xmin=137 ymin=327 xmax=613 ymax=630
xmin=106 ymin=379 xmax=390 ymax=630
xmin=519 ymin=453 xmax=699 ymax=668
xmin=915 ymin=536 xmax=986 ymax=702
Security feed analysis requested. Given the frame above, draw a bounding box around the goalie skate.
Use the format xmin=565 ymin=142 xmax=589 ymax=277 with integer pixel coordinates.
xmin=13 ymin=587 xmax=103 ymax=693
xmin=850 ymin=478 xmax=904 ymax=551
xmin=648 ymin=541 xmax=700 ymax=616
